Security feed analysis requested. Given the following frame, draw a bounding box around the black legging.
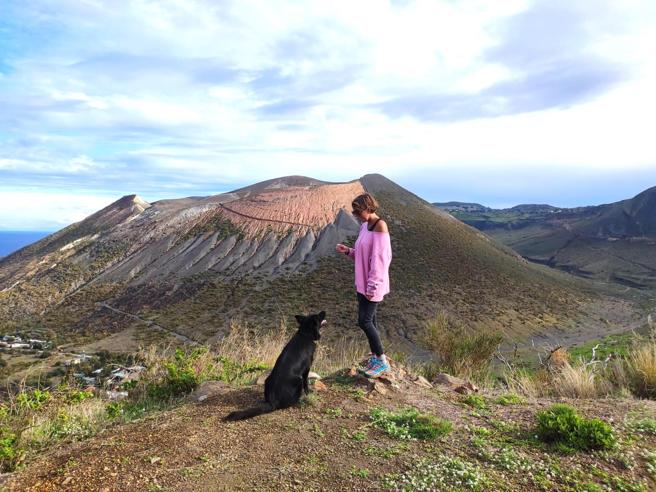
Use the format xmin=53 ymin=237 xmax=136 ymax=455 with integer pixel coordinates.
xmin=357 ymin=292 xmax=384 ymax=356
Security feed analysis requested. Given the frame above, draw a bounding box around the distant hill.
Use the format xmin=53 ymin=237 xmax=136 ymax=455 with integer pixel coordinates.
xmin=432 ymin=202 xmax=491 ymax=213
xmin=435 ymin=186 xmax=656 ymax=289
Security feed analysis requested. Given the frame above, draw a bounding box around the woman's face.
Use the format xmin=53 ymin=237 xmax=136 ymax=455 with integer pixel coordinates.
xmin=352 ymin=208 xmax=370 ymax=222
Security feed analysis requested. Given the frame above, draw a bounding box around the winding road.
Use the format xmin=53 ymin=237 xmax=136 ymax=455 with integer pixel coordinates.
xmin=96 ymin=302 xmax=200 ymax=346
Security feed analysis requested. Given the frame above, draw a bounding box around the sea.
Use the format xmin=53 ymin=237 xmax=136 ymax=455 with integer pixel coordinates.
xmin=0 ymin=231 xmax=51 ymax=258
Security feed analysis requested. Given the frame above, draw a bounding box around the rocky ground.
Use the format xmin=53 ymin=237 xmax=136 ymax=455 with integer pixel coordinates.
xmin=2 ymin=361 xmax=655 ymax=492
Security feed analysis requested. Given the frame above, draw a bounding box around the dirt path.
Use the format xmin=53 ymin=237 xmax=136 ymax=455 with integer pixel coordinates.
xmin=97 ymin=302 xmax=199 ymax=346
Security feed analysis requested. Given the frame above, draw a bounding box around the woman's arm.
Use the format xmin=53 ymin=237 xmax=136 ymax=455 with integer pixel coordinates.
xmin=336 ymin=243 xmax=355 ymax=260
xmin=366 ymin=229 xmax=392 ymax=299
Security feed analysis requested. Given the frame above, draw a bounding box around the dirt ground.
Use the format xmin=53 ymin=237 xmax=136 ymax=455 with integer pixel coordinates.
xmin=2 ymin=369 xmax=656 ymax=492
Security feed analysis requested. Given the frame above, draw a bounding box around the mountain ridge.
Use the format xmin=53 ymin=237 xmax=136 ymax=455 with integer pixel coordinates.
xmin=0 ymin=174 xmax=645 ymax=384
xmin=435 ymin=186 xmax=656 ymax=288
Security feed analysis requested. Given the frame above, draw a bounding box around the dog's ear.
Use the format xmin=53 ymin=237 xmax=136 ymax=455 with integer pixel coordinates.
xmin=295 ymin=314 xmax=306 ymax=325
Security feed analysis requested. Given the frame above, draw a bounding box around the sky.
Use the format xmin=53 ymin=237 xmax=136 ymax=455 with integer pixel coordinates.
xmin=1 ymin=0 xmax=655 ymax=230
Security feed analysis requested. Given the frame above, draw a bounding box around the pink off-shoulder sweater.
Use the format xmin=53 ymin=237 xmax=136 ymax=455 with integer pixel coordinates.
xmin=347 ymin=221 xmax=392 ymax=302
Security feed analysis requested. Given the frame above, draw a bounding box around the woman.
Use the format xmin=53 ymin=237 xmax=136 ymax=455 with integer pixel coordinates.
xmin=335 ymin=193 xmax=392 ymax=378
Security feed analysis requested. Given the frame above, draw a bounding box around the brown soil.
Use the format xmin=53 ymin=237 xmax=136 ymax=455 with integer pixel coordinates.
xmin=3 ymin=371 xmax=655 ymax=492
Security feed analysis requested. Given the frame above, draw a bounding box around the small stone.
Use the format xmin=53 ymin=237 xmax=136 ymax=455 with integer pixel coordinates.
xmin=378 ymin=374 xmax=396 ymax=386
xmin=373 ymin=381 xmax=388 ymax=395
xmin=433 ymin=373 xmax=478 ymax=393
xmin=308 ymin=371 xmax=321 ymax=380
xmin=256 ymin=372 xmax=271 ymax=386
xmin=190 ymin=380 xmax=232 ymax=401
xmin=414 ymin=376 xmax=433 ymax=388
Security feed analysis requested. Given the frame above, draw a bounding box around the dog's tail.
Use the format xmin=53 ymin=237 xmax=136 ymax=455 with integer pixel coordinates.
xmin=223 ymin=402 xmax=275 ymax=421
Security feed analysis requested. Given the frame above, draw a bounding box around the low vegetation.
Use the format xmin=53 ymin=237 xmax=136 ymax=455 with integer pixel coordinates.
xmin=0 ymin=319 xmax=368 ymax=473
xmin=370 ymin=407 xmax=452 ymax=440
xmin=499 ymin=329 xmax=656 ymax=400
xmin=2 ymin=315 xmax=656 ymax=491
xmin=536 ymin=404 xmax=616 ymax=451
xmin=420 ymin=311 xmax=503 ymax=382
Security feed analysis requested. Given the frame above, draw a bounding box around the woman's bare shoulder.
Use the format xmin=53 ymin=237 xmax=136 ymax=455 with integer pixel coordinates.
xmin=374 ymin=219 xmax=389 ymax=233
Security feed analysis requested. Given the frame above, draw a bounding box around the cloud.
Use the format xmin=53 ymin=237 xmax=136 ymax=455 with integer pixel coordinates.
xmin=377 ymin=0 xmax=632 ymax=121
xmin=0 ymin=0 xmax=655 ymax=229
xmin=377 ymin=57 xmax=625 ymax=121
xmin=0 ymin=191 xmax=118 ymax=230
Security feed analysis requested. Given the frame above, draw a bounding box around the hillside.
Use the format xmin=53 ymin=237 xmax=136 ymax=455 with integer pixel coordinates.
xmin=0 ymin=175 xmax=647 ymax=385
xmin=3 ymin=366 xmax=655 ymax=491
xmin=436 ymin=187 xmax=656 ymax=289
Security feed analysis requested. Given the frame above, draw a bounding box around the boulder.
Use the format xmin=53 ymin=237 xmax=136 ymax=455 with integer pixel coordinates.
xmin=412 ymin=375 xmax=433 ymax=389
xmin=256 ymin=371 xmax=272 ymax=385
xmin=190 ymin=380 xmax=232 ymax=402
xmin=432 ymin=373 xmax=478 ymax=394
xmin=313 ymin=380 xmax=327 ymax=392
xmin=372 ymin=381 xmax=388 ymax=395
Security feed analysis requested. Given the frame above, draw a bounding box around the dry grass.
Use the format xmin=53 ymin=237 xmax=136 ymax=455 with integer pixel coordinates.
xmin=421 ymin=311 xmax=503 ymax=380
xmin=504 ymin=369 xmax=540 ymax=398
xmin=314 ymin=336 xmax=367 ymax=375
xmin=212 ymin=319 xmax=292 ymax=369
xmin=211 ymin=319 xmax=366 ymax=375
xmin=20 ymin=398 xmax=109 ymax=448
xmin=502 ymin=332 xmax=656 ymax=400
xmin=552 ymin=362 xmax=600 ymax=399
xmin=0 ymin=377 xmax=110 ymax=471
xmin=625 ymin=335 xmax=656 ymax=398
xmin=134 ymin=319 xmax=368 ymax=392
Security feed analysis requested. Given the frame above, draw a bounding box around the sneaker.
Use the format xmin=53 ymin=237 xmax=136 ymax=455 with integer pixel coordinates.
xmin=357 ymin=355 xmax=374 ymax=374
xmin=364 ymin=356 xmax=390 ymax=378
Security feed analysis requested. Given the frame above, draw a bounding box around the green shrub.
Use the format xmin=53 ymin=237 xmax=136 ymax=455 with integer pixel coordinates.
xmin=64 ymin=389 xmax=94 ymax=404
xmin=216 ymin=356 xmax=268 ymax=384
xmin=105 ymin=399 xmax=168 ymax=422
xmin=147 ymin=347 xmax=206 ymax=399
xmin=16 ymin=389 xmax=50 ymax=411
xmin=370 ymin=407 xmax=452 ymax=440
xmin=0 ymin=426 xmax=23 ymax=472
xmin=105 ymin=401 xmax=123 ymax=419
xmin=536 ymin=404 xmax=615 ymax=451
xmin=494 ymin=393 xmax=526 ymax=406
xmin=461 ymin=394 xmax=487 ymax=410
xmin=120 ymin=380 xmax=138 ymax=391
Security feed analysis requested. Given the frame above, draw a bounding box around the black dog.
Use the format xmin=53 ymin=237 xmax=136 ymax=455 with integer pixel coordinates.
xmin=224 ymin=311 xmax=325 ymax=421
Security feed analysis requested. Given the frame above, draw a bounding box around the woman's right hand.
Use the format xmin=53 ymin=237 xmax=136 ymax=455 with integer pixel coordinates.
xmin=336 ymin=243 xmax=349 ymax=254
